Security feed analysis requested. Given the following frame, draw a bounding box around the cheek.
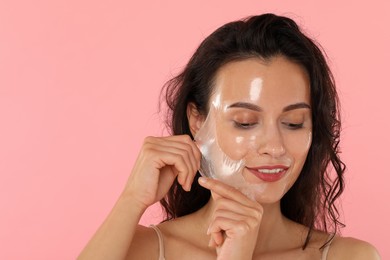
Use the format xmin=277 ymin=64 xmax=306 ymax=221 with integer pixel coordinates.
xmin=284 ymin=129 xmax=312 ymax=166
xmin=215 ymin=123 xmax=250 ymax=160
xmin=214 ymin=113 xmax=261 ymax=160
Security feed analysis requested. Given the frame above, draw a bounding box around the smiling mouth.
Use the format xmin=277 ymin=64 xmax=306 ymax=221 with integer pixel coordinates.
xmin=256 ymin=168 xmax=285 ymax=174
xmin=246 ymin=165 xmax=289 ymax=182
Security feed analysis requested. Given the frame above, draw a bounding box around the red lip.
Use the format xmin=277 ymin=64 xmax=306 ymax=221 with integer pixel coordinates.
xmin=246 ymin=165 xmax=289 ymax=182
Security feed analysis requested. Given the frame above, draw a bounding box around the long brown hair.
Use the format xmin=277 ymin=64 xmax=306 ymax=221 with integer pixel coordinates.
xmin=160 ymin=13 xmax=345 ymax=249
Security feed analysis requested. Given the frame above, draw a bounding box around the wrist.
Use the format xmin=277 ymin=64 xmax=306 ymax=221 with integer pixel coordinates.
xmin=118 ymin=189 xmax=149 ymax=215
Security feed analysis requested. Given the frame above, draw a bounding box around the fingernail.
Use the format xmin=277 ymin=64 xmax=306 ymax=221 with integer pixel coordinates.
xmin=182 ymin=183 xmax=189 ymax=192
xmin=198 ymin=177 xmax=207 ymax=184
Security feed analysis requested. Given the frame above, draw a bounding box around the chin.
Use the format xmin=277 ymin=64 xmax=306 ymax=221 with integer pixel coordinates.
xmin=241 ymin=170 xmax=298 ymax=204
xmin=252 ymin=189 xmax=287 ymax=204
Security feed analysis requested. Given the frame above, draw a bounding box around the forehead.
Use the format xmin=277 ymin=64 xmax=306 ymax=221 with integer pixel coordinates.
xmin=212 ymin=57 xmax=310 ymax=106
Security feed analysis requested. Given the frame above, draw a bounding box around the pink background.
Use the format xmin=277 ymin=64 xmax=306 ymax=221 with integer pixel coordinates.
xmin=0 ymin=0 xmax=388 ymax=259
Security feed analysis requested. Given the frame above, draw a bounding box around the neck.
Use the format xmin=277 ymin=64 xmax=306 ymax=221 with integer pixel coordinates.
xmin=193 ymin=197 xmax=307 ymax=253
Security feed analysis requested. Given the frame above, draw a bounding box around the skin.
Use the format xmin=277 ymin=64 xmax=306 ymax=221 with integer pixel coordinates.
xmin=78 ymin=56 xmax=381 ymax=260
xmin=209 ymin=57 xmax=312 ymax=203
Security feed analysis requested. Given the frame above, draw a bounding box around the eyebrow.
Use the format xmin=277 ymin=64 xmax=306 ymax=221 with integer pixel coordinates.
xmin=283 ymin=102 xmax=311 ymax=112
xmin=227 ymin=102 xmax=311 ymax=112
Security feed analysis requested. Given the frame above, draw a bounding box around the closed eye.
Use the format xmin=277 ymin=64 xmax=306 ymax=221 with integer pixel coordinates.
xmin=282 ymin=122 xmax=304 ymax=129
xmin=233 ymin=121 xmax=258 ymax=129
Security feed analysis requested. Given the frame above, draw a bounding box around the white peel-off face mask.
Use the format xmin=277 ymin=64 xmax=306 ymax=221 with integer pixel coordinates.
xmin=195 ymin=107 xmax=267 ymax=200
xmin=194 ymin=58 xmax=313 ymax=202
xmin=195 ymin=77 xmax=268 ymax=200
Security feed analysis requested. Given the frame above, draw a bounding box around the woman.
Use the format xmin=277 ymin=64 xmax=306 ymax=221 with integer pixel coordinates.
xmin=79 ymin=13 xmax=380 ymax=259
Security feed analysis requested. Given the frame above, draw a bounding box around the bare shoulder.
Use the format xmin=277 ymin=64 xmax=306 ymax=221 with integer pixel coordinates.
xmin=126 ymin=224 xmax=159 ymax=260
xmin=329 ymin=236 xmax=381 ymax=260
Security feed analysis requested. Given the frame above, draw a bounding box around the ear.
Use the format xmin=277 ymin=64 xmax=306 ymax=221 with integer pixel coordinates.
xmin=187 ymin=102 xmax=204 ymax=137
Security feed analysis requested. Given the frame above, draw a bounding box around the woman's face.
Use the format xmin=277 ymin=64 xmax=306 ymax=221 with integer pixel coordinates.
xmin=210 ymin=56 xmax=312 ymax=203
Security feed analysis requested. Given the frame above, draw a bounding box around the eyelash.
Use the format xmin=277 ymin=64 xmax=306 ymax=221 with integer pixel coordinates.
xmin=282 ymin=122 xmax=304 ymax=129
xmin=233 ymin=121 xmax=257 ymax=129
xmin=233 ymin=121 xmax=304 ymax=130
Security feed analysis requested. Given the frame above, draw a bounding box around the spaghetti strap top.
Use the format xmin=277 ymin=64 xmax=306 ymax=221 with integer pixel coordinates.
xmin=150 ymin=225 xmax=334 ymax=260
xmin=150 ymin=225 xmax=166 ymax=260
xmin=321 ymin=234 xmax=335 ymax=260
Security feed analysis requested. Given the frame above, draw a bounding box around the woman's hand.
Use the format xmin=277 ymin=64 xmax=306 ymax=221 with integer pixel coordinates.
xmin=78 ymin=135 xmax=200 ymax=260
xmin=199 ymin=177 xmax=263 ymax=260
xmin=124 ymin=135 xmax=201 ymax=211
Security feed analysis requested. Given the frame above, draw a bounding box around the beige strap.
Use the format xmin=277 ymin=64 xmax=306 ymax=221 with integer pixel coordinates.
xmin=321 ymin=234 xmax=335 ymax=260
xmin=150 ymin=225 xmax=166 ymax=260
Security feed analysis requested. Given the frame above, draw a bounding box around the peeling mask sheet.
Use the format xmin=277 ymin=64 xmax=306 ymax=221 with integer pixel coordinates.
xmin=195 ymin=105 xmax=245 ymax=184
xmin=194 ymin=58 xmax=313 ymax=203
xmin=194 ymin=77 xmax=267 ymax=200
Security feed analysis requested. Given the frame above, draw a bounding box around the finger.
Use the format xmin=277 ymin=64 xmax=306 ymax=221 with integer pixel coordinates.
xmin=158 ymin=139 xmax=197 ymax=174
xmin=147 ymin=137 xmax=196 ymax=175
xmin=148 ymin=146 xmax=192 ymax=191
xmin=151 ymin=146 xmax=192 ymax=173
xmin=208 ymin=217 xmax=251 ymax=239
xmin=156 ymin=135 xmax=201 ymax=190
xmin=198 ymin=177 xmax=255 ymax=207
xmin=212 ymin=210 xmax=261 ymax=237
xmin=169 ymin=137 xmax=200 ymax=190
xmin=165 ymin=135 xmax=202 ymax=168
xmin=164 ymin=135 xmax=201 ymax=159
xmin=159 ymin=165 xmax=180 ymax=190
xmin=158 ymin=145 xmax=195 ymax=182
xmin=209 ymin=231 xmax=224 ymax=248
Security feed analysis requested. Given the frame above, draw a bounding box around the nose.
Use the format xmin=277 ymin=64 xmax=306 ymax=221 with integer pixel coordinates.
xmin=255 ymin=125 xmax=286 ymax=158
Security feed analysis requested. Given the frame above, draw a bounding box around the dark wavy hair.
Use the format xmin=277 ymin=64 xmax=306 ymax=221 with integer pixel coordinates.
xmin=159 ymin=13 xmax=345 ymax=249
